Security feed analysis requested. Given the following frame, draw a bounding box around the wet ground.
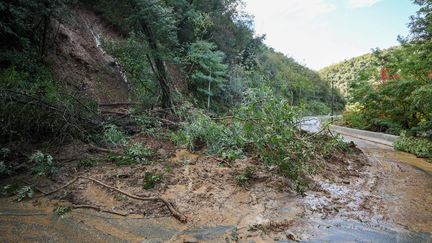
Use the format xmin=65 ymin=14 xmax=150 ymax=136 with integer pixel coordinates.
xmin=1 ymin=130 xmax=431 ymax=242
xmin=300 ymin=133 xmax=432 ymax=242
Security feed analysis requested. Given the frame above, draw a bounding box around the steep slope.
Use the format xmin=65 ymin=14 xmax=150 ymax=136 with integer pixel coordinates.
xmin=47 ymin=7 xmax=129 ymax=104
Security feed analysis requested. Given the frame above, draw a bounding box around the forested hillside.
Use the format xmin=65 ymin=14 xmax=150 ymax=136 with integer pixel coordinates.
xmin=319 ymin=48 xmax=396 ymax=97
xmin=0 ymin=0 xmax=343 ymax=144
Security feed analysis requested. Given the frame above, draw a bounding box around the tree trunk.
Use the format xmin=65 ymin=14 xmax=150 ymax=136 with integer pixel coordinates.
xmin=141 ymin=22 xmax=173 ymax=110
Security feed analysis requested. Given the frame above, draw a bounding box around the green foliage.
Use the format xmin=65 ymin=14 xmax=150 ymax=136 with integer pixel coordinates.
xmin=343 ymin=78 xmax=432 ymax=135
xmin=319 ymin=52 xmax=381 ymax=97
xmin=394 ymin=132 xmax=432 ymax=158
xmin=143 ymin=172 xmax=163 ymax=190
xmin=328 ymin=0 xmax=432 ymax=138
xmin=30 ymin=151 xmax=56 ymax=177
xmin=174 ymin=89 xmax=346 ymax=192
xmin=107 ymin=142 xmax=155 ymax=166
xmin=103 ymin=124 xmax=127 ymax=146
xmin=0 ymin=162 xmax=12 ymax=177
xmin=0 ymin=184 xmax=15 ymax=197
xmin=186 ymin=41 xmax=228 ymax=110
xmin=16 ymin=186 xmax=33 ymax=202
xmin=0 ymin=147 xmax=12 ymax=177
xmin=171 ymin=112 xmax=244 ymax=156
xmin=0 ymin=61 xmax=99 ymax=144
xmin=54 ymin=205 xmax=71 ymax=216
xmin=253 ymin=47 xmax=345 ymax=114
xmin=127 ymin=142 xmax=155 ymax=160
xmin=0 ymin=1 xmax=100 ymax=144
xmin=78 ymin=158 xmax=97 ymax=168
xmin=0 ymin=0 xmax=71 ymax=50
xmin=342 ymin=108 xmax=368 ymax=130
xmin=102 ymin=36 xmax=158 ymax=106
xmin=132 ymin=113 xmax=164 ymax=138
xmin=235 ymin=166 xmax=256 ymax=186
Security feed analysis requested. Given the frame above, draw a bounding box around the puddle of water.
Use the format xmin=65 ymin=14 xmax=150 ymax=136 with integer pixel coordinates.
xmin=302 ymin=219 xmax=432 ymax=243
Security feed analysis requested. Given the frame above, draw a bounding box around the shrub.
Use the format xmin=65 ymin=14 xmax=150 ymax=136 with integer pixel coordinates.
xmin=0 ymin=62 xmax=99 ymax=144
xmin=0 ymin=184 xmax=15 ymax=197
xmin=127 ymin=142 xmax=154 ymax=159
xmin=394 ymin=133 xmax=432 ymax=158
xmin=103 ymin=124 xmax=127 ymax=146
xmin=16 ymin=186 xmax=33 ymax=202
xmin=30 ymin=151 xmax=56 ymax=177
xmin=107 ymin=142 xmax=155 ymax=166
xmin=143 ymin=172 xmax=163 ymax=190
xmin=342 ymin=104 xmax=368 ymax=130
xmin=235 ymin=166 xmax=256 ymax=186
xmin=173 ymin=89 xmax=347 ymax=192
xmin=78 ymin=158 xmax=97 ymax=168
xmin=102 ymin=36 xmax=158 ymax=107
xmin=54 ymin=205 xmax=71 ymax=216
xmin=171 ymin=112 xmax=244 ymax=155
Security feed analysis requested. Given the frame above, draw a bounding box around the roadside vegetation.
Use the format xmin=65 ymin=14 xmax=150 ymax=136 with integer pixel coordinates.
xmin=321 ymin=0 xmax=432 ymax=159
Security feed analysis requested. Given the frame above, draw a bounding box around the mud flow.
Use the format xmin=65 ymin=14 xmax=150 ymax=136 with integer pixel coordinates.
xmin=1 ymin=138 xmax=431 ymax=243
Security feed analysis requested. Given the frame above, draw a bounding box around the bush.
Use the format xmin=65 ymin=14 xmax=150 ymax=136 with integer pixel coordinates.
xmin=30 ymin=151 xmax=56 ymax=177
xmin=16 ymin=186 xmax=33 ymax=202
xmin=107 ymin=142 xmax=155 ymax=166
xmin=394 ymin=133 xmax=432 ymax=159
xmin=0 ymin=62 xmax=99 ymax=144
xmin=0 ymin=184 xmax=15 ymax=197
xmin=78 ymin=158 xmax=97 ymax=168
xmin=103 ymin=124 xmax=127 ymax=146
xmin=342 ymin=105 xmax=368 ymax=130
xmin=143 ymin=172 xmax=163 ymax=190
xmin=102 ymin=36 xmax=158 ymax=107
xmin=171 ymin=112 xmax=244 ymax=156
xmin=173 ymin=88 xmax=347 ymax=192
xmin=235 ymin=166 xmax=256 ymax=186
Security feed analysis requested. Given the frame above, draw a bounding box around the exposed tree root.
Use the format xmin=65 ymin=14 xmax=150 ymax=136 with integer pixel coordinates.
xmin=98 ymin=102 xmax=140 ymax=107
xmin=87 ymin=144 xmax=122 ymax=154
xmin=41 ymin=176 xmax=187 ymax=223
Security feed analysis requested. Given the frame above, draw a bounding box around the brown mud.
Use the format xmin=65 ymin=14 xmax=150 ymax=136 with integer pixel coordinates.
xmin=1 ymin=132 xmax=431 ymax=242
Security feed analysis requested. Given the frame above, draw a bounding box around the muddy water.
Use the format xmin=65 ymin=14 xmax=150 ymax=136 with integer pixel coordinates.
xmin=318 ymin=135 xmax=432 ymax=242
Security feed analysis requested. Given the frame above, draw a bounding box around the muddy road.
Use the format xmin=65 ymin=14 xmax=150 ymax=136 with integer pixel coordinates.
xmin=0 ymin=128 xmax=431 ymax=242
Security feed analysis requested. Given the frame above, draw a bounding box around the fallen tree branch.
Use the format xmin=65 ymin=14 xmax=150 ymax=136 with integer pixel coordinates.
xmin=101 ymin=110 xmax=130 ymax=116
xmin=98 ymin=102 xmax=140 ymax=107
xmin=40 ymin=177 xmax=80 ymax=197
xmin=40 ymin=176 xmax=187 ymax=223
xmin=87 ymin=144 xmax=122 ymax=154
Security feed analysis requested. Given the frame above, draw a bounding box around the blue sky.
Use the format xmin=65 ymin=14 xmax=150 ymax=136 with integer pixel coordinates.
xmin=244 ymin=0 xmax=419 ymax=70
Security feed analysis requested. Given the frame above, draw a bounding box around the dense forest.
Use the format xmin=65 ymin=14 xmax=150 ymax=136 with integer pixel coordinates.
xmin=320 ymin=0 xmax=432 ymax=158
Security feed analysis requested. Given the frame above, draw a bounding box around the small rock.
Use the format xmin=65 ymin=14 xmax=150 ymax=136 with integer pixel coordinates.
xmin=183 ymin=236 xmax=198 ymax=243
xmin=157 ymin=148 xmax=168 ymax=157
xmin=285 ymin=230 xmax=299 ymax=242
